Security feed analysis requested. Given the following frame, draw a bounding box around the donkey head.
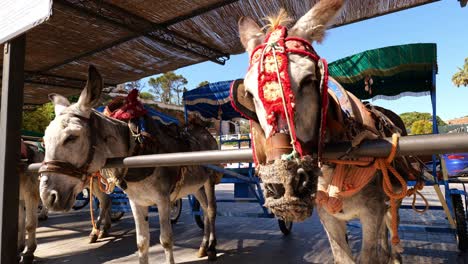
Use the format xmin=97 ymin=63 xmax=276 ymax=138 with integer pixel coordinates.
xmin=236 ymin=0 xmax=344 ymax=221
xmin=39 ymin=65 xmax=104 ymax=211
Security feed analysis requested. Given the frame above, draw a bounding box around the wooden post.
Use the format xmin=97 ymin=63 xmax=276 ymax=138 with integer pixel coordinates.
xmin=0 ymin=34 xmax=26 ymax=263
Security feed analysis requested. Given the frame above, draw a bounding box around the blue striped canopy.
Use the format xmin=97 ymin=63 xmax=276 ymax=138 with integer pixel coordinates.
xmin=96 ymin=105 xmax=179 ymax=126
xmin=183 ymin=80 xmax=243 ymax=121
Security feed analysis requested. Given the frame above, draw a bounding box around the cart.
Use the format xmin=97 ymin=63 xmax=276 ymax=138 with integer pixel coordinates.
xmin=183 ymin=81 xmax=293 ymax=235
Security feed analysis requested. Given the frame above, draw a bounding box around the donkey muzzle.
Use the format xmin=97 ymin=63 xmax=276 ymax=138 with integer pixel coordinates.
xmin=258 ymin=156 xmax=319 ymax=222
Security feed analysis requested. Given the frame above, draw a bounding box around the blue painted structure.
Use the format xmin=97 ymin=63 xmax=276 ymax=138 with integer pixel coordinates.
xmin=183 ymin=81 xmax=273 ymax=219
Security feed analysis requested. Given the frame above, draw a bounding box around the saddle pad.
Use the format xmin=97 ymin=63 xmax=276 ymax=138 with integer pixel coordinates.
xmin=327 ymin=77 xmax=354 ymax=119
xmin=328 ymin=77 xmax=379 ymax=136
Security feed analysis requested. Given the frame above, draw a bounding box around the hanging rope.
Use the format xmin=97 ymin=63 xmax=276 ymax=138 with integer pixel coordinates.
xmin=88 ymin=174 xmax=100 ymax=238
xmin=87 ymin=171 xmax=113 ymax=238
xmin=318 ymin=133 xmax=428 ymax=246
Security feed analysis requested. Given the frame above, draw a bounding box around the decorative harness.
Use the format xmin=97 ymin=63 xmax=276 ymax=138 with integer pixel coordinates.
xmin=239 ymin=25 xmax=428 ymax=248
xmin=248 ymin=25 xmax=329 ymax=163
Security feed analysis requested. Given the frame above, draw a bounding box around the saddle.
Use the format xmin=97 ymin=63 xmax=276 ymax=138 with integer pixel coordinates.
xmin=101 ymin=90 xmax=218 ymax=195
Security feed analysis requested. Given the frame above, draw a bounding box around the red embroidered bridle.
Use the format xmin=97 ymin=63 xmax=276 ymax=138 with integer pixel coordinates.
xmin=248 ymin=25 xmax=329 ymax=164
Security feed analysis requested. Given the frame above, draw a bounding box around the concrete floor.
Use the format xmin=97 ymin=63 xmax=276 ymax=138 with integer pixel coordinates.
xmin=32 ymin=184 xmax=466 ymax=264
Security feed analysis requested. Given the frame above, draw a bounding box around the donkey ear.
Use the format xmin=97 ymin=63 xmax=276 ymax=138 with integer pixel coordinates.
xmin=289 ymin=0 xmax=344 ymax=43
xmin=48 ymin=93 xmax=70 ymax=116
xmin=77 ymin=65 xmax=103 ymax=110
xmin=238 ymin=16 xmax=265 ymax=55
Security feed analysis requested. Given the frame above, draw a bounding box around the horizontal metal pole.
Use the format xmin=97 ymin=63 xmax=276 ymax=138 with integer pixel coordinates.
xmin=324 ymin=132 xmax=468 ymax=158
xmin=28 ymin=133 xmax=468 ymax=171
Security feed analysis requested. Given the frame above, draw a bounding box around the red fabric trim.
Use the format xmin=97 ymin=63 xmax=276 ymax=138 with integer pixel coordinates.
xmin=256 ymin=26 xmax=304 ymax=156
xmin=235 ymin=25 xmax=329 ymax=161
xmin=109 ymin=89 xmax=147 ymax=121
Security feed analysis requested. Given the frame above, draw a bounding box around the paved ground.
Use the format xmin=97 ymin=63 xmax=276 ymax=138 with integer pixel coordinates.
xmin=32 ymin=184 xmax=467 ymax=264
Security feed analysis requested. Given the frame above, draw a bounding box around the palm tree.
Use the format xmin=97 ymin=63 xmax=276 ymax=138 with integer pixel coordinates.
xmin=452 ymin=58 xmax=468 ymax=87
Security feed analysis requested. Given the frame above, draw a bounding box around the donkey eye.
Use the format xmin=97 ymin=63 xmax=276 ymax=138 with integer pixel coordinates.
xmin=64 ymin=135 xmax=78 ymax=144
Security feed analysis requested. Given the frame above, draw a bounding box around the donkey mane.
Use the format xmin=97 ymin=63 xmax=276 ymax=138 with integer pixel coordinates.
xmin=263 ymin=8 xmax=293 ymax=32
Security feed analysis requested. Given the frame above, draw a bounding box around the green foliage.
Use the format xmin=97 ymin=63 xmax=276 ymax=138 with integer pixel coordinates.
xmin=239 ymin=120 xmax=250 ymax=134
xmin=139 ymin=92 xmax=154 ymax=100
xmin=22 ymin=103 xmax=55 ymax=134
xmin=147 ymin=71 xmax=187 ymax=105
xmin=411 ymin=120 xmax=433 ymax=135
xmin=197 ymin=81 xmax=210 ymax=87
xmin=452 ymin=58 xmax=468 ymax=87
xmin=399 ymin=112 xmax=446 ymax=130
xmin=68 ymin=95 xmax=79 ymax=103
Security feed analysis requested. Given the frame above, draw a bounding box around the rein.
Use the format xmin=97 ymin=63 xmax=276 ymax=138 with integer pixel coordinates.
xmin=38 ymin=113 xmax=97 ymax=180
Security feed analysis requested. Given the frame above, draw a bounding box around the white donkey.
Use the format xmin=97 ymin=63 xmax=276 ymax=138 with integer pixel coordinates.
xmin=18 ymin=140 xmax=113 ymax=263
xmin=38 ymin=65 xmax=219 ymax=264
xmin=236 ymin=0 xmax=416 ymax=263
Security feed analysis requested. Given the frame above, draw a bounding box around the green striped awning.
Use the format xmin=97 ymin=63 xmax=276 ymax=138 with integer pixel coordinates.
xmin=328 ymin=43 xmax=437 ymax=100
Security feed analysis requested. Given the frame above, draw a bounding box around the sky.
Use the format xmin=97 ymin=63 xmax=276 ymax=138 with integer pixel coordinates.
xmin=141 ymin=1 xmax=468 ymax=121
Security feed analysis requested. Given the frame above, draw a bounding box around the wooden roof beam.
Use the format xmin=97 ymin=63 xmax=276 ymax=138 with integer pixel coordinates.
xmin=24 ymin=72 xmax=116 ymax=89
xmin=40 ymin=0 xmax=233 ymax=73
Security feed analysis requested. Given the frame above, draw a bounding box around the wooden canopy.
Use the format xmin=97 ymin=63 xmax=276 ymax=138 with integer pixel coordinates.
xmin=0 ymin=0 xmax=438 ymax=105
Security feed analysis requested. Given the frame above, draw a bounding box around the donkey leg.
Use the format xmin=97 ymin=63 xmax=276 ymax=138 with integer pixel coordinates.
xmin=358 ymin=206 xmax=386 ymax=264
xmin=88 ymin=179 xmax=100 ymax=243
xmin=94 ymin=183 xmax=112 ymax=239
xmin=18 ymin=199 xmax=26 ymax=255
xmin=384 ymin=204 xmax=403 ymax=264
xmin=378 ymin=211 xmax=391 ymax=261
xmin=129 ymin=200 xmax=150 ymax=264
xmin=156 ymin=196 xmax=175 ymax=264
xmin=317 ymin=207 xmax=355 ymax=264
xmin=193 ymin=187 xmax=212 ymax=259
xmin=38 ymin=202 xmax=48 ymax=221
xmin=22 ymin=193 xmax=39 ymax=264
xmin=204 ymin=180 xmax=217 ymax=260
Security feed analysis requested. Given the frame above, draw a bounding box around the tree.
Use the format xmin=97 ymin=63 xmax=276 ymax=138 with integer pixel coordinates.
xmin=147 ymin=72 xmax=187 ymax=105
xmin=399 ymin=112 xmax=446 ymax=130
xmin=239 ymin=120 xmax=250 ymax=134
xmin=452 ymin=58 xmax=468 ymax=87
xmin=125 ymin=80 xmax=144 ymax=91
xmin=139 ymin=92 xmax=154 ymax=100
xmin=197 ymin=81 xmax=210 ymax=87
xmin=411 ymin=120 xmax=433 ymax=135
xmin=22 ymin=103 xmax=55 ymax=133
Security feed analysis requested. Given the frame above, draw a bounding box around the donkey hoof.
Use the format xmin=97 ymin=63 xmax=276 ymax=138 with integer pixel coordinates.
xmin=18 ymin=245 xmax=25 ymax=255
xmin=207 ymin=249 xmax=217 ymax=261
xmin=98 ymin=230 xmax=109 ymax=239
xmin=89 ymin=234 xmax=98 ymax=243
xmin=391 ymin=254 xmax=402 ymax=264
xmin=20 ymin=254 xmax=34 ymax=264
xmin=197 ymin=247 xmax=207 ymax=258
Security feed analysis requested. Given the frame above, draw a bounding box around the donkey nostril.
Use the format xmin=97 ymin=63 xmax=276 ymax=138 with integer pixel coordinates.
xmin=49 ymin=191 xmax=58 ymax=205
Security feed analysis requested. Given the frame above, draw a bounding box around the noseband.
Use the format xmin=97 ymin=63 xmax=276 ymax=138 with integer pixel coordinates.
xmin=38 ymin=113 xmax=97 ymax=180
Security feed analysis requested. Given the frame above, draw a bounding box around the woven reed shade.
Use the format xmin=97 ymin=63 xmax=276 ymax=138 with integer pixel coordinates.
xmin=0 ymin=0 xmax=437 ymax=105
